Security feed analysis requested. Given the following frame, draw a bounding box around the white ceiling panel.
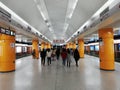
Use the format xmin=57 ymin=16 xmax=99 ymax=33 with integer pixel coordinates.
xmin=44 ymin=0 xmax=68 ymax=35
xmin=0 ymin=0 xmax=109 ymax=43
xmin=0 ymin=0 xmax=50 ymax=36
xmin=66 ymin=0 xmax=107 ymax=39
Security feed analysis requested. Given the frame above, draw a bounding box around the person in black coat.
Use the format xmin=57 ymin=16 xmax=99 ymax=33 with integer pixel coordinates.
xmin=56 ymin=48 xmax=60 ymax=60
xmin=32 ymin=49 xmax=36 ymax=59
xmin=74 ymin=48 xmax=80 ymax=67
xmin=40 ymin=49 xmax=46 ymax=65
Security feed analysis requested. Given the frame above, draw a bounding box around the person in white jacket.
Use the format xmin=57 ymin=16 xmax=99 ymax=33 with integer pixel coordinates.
xmin=46 ymin=49 xmax=52 ymax=65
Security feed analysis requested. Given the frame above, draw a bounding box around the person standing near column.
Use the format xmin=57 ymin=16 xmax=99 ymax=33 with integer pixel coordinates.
xmin=32 ymin=49 xmax=36 ymax=59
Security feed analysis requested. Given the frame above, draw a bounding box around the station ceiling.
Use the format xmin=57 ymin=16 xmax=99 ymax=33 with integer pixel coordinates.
xmin=0 ymin=0 xmax=108 ymax=43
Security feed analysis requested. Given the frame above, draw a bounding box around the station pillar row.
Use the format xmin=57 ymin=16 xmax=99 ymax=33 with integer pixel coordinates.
xmin=66 ymin=43 xmax=76 ymax=50
xmin=99 ymin=28 xmax=115 ymax=70
xmin=78 ymin=39 xmax=84 ymax=58
xmin=32 ymin=39 xmax=39 ymax=59
xmin=0 ymin=32 xmax=15 ymax=72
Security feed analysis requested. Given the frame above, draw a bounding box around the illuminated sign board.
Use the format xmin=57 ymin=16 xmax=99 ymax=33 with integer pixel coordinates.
xmin=5 ymin=29 xmax=11 ymax=35
xmin=53 ymin=40 xmax=65 ymax=43
xmin=0 ymin=27 xmax=15 ymax=36
xmin=0 ymin=28 xmax=5 ymax=34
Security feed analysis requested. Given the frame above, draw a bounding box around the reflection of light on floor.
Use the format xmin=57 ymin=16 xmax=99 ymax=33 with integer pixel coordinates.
xmin=15 ymin=79 xmax=32 ymax=87
xmin=16 ymin=60 xmax=22 ymax=66
xmin=38 ymin=58 xmax=42 ymax=72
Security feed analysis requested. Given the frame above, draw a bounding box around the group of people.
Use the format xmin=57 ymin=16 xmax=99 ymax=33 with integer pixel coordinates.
xmin=61 ymin=48 xmax=80 ymax=67
xmin=32 ymin=48 xmax=80 ymax=67
xmin=40 ymin=48 xmax=57 ymax=66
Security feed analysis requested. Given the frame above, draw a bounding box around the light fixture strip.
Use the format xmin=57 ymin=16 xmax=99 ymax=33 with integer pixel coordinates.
xmin=0 ymin=1 xmax=51 ymax=43
xmin=63 ymin=0 xmax=78 ymax=34
xmin=66 ymin=0 xmax=116 ymax=43
xmin=34 ymin=0 xmax=55 ymax=35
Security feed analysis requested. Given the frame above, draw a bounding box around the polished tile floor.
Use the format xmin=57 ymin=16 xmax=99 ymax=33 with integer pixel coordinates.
xmin=0 ymin=55 xmax=120 ymax=90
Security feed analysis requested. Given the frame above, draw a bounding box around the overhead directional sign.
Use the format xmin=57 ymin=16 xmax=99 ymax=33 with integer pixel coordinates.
xmin=0 ymin=7 xmax=11 ymax=22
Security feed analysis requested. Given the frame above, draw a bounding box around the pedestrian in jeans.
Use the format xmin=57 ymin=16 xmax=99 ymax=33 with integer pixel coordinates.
xmin=67 ymin=49 xmax=71 ymax=67
xmin=40 ymin=49 xmax=46 ymax=65
xmin=46 ymin=49 xmax=52 ymax=65
xmin=61 ymin=48 xmax=67 ymax=66
xmin=32 ymin=49 xmax=36 ymax=59
xmin=73 ymin=48 xmax=80 ymax=67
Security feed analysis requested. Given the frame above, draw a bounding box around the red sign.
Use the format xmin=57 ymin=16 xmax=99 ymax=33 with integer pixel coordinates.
xmin=53 ymin=40 xmax=65 ymax=43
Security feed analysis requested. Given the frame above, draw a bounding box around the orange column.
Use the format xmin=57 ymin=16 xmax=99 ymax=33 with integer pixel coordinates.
xmin=69 ymin=43 xmax=71 ymax=49
xmin=73 ymin=43 xmax=76 ymax=50
xmin=66 ymin=43 xmax=69 ymax=49
xmin=32 ymin=39 xmax=39 ymax=59
xmin=0 ymin=32 xmax=15 ymax=72
xmin=48 ymin=43 xmax=51 ymax=49
xmin=45 ymin=43 xmax=47 ymax=49
xmin=99 ymin=28 xmax=115 ymax=70
xmin=71 ymin=43 xmax=74 ymax=49
xmin=41 ymin=42 xmax=44 ymax=51
xmin=78 ymin=39 xmax=84 ymax=58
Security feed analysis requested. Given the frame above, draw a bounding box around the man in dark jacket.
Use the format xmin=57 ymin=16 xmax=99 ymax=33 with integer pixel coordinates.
xmin=32 ymin=49 xmax=36 ymax=59
xmin=56 ymin=48 xmax=60 ymax=60
xmin=74 ymin=48 xmax=80 ymax=67
xmin=40 ymin=49 xmax=46 ymax=65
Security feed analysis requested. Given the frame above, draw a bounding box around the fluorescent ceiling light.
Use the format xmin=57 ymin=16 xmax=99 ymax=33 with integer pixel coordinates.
xmin=0 ymin=1 xmax=51 ymax=43
xmin=49 ymin=27 xmax=53 ymax=32
xmin=67 ymin=0 xmax=78 ymax=19
xmin=34 ymin=0 xmax=37 ymax=3
xmin=66 ymin=0 xmax=116 ymax=43
xmin=63 ymin=0 xmax=78 ymax=34
xmin=34 ymin=0 xmax=55 ymax=37
xmin=37 ymin=5 xmax=47 ymax=21
xmin=88 ymin=42 xmax=99 ymax=46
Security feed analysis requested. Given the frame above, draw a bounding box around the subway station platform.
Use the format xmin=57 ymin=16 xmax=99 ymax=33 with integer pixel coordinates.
xmin=0 ymin=55 xmax=120 ymax=90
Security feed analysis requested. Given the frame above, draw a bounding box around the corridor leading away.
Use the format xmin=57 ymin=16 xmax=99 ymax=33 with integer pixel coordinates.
xmin=0 ymin=55 xmax=120 ymax=90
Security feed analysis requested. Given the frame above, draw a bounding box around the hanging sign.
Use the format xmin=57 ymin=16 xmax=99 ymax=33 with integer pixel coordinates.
xmin=0 ymin=7 xmax=11 ymax=22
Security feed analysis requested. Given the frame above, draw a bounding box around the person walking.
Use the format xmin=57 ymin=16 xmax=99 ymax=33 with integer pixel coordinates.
xmin=67 ymin=49 xmax=71 ymax=67
xmin=61 ymin=48 xmax=67 ymax=66
xmin=46 ymin=49 xmax=52 ymax=65
xmin=32 ymin=49 xmax=36 ymax=59
xmin=40 ymin=49 xmax=46 ymax=65
xmin=56 ymin=48 xmax=60 ymax=60
xmin=73 ymin=48 xmax=80 ymax=67
xmin=51 ymin=48 xmax=56 ymax=61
